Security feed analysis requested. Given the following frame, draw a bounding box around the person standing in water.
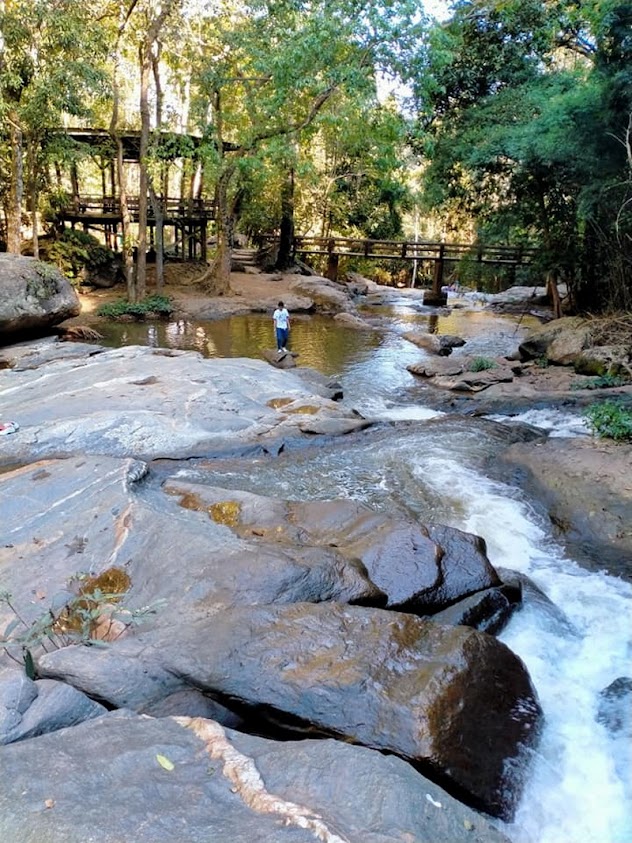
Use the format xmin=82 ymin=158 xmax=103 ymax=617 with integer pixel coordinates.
xmin=273 ymin=301 xmax=290 ymax=353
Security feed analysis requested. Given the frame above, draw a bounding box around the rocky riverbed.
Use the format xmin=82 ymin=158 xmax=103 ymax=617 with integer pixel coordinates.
xmin=1 ymin=256 xmax=631 ymax=843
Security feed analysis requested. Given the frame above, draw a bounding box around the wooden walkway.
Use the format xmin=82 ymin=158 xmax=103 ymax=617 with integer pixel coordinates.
xmin=58 ymin=195 xmax=216 ymax=260
xmin=261 ymin=234 xmax=536 ymax=302
xmin=288 ymin=235 xmax=534 ymax=266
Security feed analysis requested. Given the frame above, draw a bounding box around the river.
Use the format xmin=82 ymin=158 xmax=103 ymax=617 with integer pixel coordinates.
xmin=103 ymin=293 xmax=632 ymax=843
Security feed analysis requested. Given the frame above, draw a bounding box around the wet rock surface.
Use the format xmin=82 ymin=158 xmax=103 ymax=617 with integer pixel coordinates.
xmin=37 ymin=603 xmax=541 ymax=820
xmin=0 ymin=332 xmax=560 ymax=837
xmin=162 ymin=483 xmax=501 ymax=613
xmin=0 ymin=711 xmax=511 ymax=843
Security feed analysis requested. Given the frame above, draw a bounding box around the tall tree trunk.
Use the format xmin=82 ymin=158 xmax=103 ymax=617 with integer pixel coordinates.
xmin=211 ymin=168 xmax=233 ymax=293
xmin=7 ymin=112 xmax=24 ymax=255
xmin=151 ymin=45 xmax=165 ymax=289
xmin=27 ymin=137 xmax=39 ymax=259
xmin=110 ymin=12 xmax=135 ymax=300
xmin=137 ymin=41 xmax=151 ymax=300
xmin=276 ymin=164 xmax=295 ymax=269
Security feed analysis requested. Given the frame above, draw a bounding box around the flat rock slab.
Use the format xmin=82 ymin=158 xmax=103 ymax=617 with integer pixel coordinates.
xmin=498 ymin=438 xmax=632 ymax=578
xmin=0 ymin=344 xmax=366 ymax=462
xmin=39 ymin=602 xmax=542 ymax=819
xmin=0 ymin=457 xmax=382 ymax=637
xmin=262 ymin=348 xmax=298 ymax=368
xmin=333 ymin=312 xmax=381 ymax=331
xmin=0 ymin=711 xmax=511 ymax=843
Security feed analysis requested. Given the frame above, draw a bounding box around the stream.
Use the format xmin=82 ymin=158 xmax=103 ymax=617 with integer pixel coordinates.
xmin=106 ymin=293 xmax=631 ymax=843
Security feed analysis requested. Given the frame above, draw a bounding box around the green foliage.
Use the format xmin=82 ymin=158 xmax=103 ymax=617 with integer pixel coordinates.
xmin=584 ymin=400 xmax=632 ymax=441
xmin=0 ymin=580 xmax=164 ymax=674
xmin=413 ymin=0 xmax=632 ymax=311
xmin=468 ymin=356 xmax=497 ymax=372
xmin=572 ymin=374 xmax=630 ymax=390
xmin=97 ymin=295 xmax=173 ymax=319
xmin=42 ymin=230 xmax=114 ymax=281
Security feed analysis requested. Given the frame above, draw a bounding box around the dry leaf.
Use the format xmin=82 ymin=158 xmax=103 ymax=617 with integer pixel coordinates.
xmin=156 ymin=754 xmax=175 ymax=771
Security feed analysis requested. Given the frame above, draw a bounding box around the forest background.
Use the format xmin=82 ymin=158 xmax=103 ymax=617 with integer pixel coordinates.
xmin=0 ymin=0 xmax=630 ymax=310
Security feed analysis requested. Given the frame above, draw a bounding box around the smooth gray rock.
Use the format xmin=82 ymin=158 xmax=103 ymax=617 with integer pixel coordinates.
xmin=38 ymin=602 xmax=542 ymax=820
xmin=1 ymin=676 xmax=106 ymax=744
xmin=0 ymin=672 xmax=38 ymax=737
xmin=0 ymin=457 xmax=383 ymax=643
xmin=0 ymin=711 xmax=511 ymax=843
xmin=0 ymin=345 xmax=367 ymax=463
xmin=0 ymin=254 xmax=80 ymax=338
xmin=288 ymin=277 xmax=351 ymax=313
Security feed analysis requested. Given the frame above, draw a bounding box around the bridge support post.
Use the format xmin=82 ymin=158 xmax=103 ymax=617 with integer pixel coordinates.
xmin=424 ymin=244 xmax=448 ymax=306
xmin=326 ymin=241 xmax=339 ymax=282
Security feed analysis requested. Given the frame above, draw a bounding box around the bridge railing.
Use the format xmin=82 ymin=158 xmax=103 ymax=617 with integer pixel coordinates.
xmin=259 ymin=234 xmax=536 ymax=265
xmin=57 ymin=194 xmax=217 ymax=219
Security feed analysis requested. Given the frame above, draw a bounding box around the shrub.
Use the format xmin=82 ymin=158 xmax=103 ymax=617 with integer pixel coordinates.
xmin=584 ymin=401 xmax=632 ymax=442
xmin=43 ymin=230 xmax=115 ymax=282
xmin=571 ymin=374 xmax=630 ymax=391
xmin=97 ymin=294 xmax=173 ymax=319
xmin=468 ymin=356 xmax=497 ymax=372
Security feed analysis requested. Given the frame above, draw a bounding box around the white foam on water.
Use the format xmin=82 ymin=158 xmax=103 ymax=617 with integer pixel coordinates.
xmin=410 ymin=456 xmax=632 ymax=843
xmin=488 ymin=408 xmax=592 ymax=438
xmin=370 ymin=404 xmax=445 ymax=422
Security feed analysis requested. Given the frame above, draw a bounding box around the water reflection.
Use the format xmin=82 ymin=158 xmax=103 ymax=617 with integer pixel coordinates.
xmin=98 ymin=313 xmax=384 ymax=375
xmin=97 ymin=301 xmax=538 ymax=379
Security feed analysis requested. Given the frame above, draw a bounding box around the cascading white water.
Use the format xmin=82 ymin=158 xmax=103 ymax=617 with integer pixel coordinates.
xmin=409 ymin=457 xmax=632 ymax=843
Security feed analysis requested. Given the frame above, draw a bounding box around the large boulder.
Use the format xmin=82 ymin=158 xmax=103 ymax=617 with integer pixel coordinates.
xmin=0 ymin=254 xmax=80 ymax=339
xmin=162 ymin=483 xmax=501 ymax=614
xmin=0 ymin=711 xmax=511 ymax=843
xmin=518 ymin=317 xmax=590 ymax=363
xmin=289 ymin=277 xmax=351 ymax=313
xmin=38 ymin=603 xmax=542 ymax=820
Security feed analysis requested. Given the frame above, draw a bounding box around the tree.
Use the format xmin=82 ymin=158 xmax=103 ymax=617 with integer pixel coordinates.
xmin=136 ymin=0 xmax=181 ymax=298
xmin=186 ymin=0 xmax=421 ymax=293
xmin=412 ymin=0 xmax=632 ymax=309
xmin=0 ymin=0 xmax=107 ymax=254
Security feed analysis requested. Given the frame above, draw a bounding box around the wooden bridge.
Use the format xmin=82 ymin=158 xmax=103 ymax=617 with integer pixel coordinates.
xmin=260 ymin=235 xmax=536 ymax=303
xmin=58 ymin=194 xmax=216 ymax=261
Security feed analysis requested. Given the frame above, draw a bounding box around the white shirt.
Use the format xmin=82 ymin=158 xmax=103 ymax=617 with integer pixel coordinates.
xmin=273 ymin=308 xmax=290 ymax=330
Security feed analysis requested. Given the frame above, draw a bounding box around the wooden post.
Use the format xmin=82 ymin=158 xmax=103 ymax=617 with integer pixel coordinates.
xmin=326 ymin=239 xmax=339 ymax=281
xmin=425 ymin=244 xmax=447 ymax=306
xmin=201 ymin=220 xmax=207 ymax=262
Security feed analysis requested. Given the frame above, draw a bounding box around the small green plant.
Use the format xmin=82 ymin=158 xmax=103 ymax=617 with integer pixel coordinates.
xmin=535 ymin=355 xmax=549 ymax=368
xmin=97 ymin=294 xmax=173 ymax=319
xmin=468 ymin=356 xmax=497 ymax=372
xmin=584 ymin=401 xmax=632 ymax=442
xmin=1 ymin=570 xmax=164 ymax=676
xmin=572 ymin=373 xmax=630 ymax=391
